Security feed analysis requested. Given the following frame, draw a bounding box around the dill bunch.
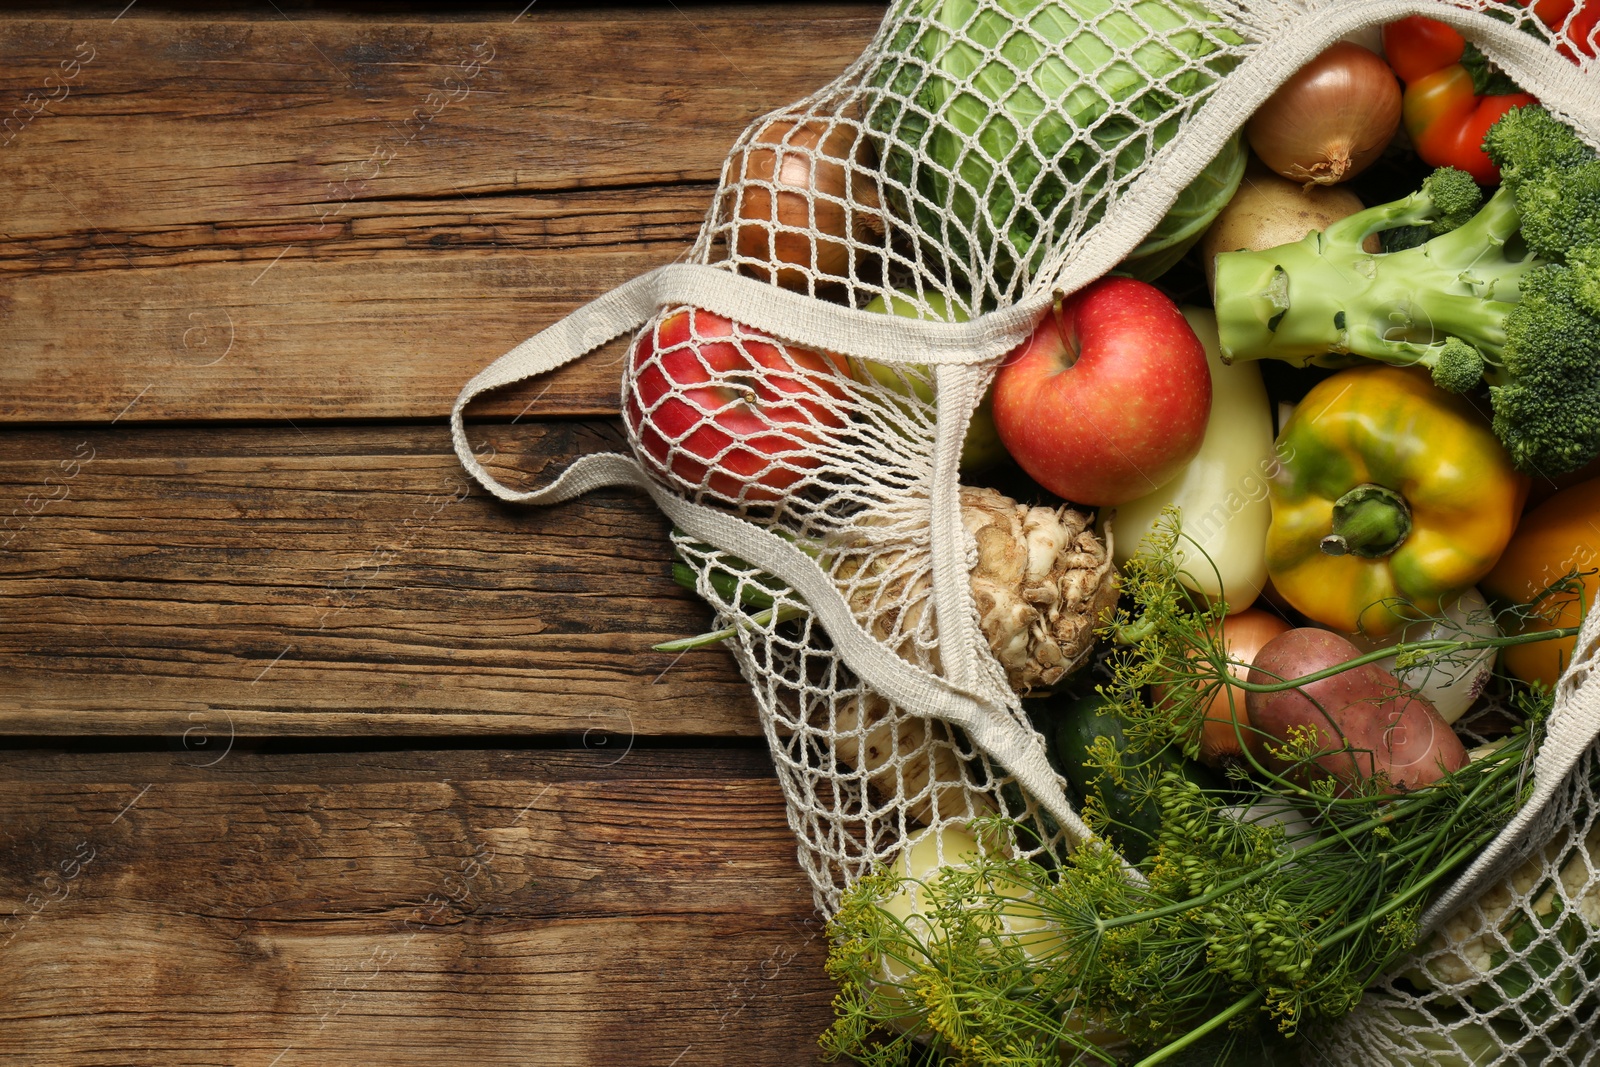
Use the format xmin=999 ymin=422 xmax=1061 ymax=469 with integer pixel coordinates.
xmin=821 ymin=516 xmax=1562 ymax=1066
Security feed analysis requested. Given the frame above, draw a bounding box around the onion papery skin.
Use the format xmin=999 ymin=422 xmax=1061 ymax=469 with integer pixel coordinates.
xmin=730 ymin=119 xmax=881 ymax=290
xmin=1247 ymin=42 xmax=1402 ymax=186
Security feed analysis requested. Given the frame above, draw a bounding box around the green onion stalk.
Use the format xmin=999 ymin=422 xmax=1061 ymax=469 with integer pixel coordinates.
xmin=656 ymin=559 xmax=807 ymax=654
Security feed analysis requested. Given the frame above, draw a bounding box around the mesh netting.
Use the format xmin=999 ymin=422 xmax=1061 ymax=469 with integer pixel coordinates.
xmin=454 ymin=0 xmax=1600 ymax=1060
xmin=1315 ymin=758 xmax=1600 ymax=1064
xmin=698 ymin=0 xmax=1255 ymax=310
xmin=1313 ymin=614 xmax=1600 ymax=1064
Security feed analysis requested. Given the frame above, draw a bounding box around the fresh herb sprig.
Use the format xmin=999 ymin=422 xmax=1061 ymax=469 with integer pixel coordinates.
xmin=822 ymin=514 xmax=1572 ymax=1066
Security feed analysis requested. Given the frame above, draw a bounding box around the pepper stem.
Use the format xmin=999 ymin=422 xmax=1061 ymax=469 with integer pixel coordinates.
xmin=1320 ymin=483 xmax=1412 ymax=559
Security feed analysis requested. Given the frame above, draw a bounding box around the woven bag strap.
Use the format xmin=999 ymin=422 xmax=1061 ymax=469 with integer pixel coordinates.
xmin=1419 ymin=605 xmax=1600 ymax=931
xmin=447 ymin=264 xmax=1092 ymax=849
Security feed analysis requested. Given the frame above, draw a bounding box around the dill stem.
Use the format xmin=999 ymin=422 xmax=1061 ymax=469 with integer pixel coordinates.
xmin=1095 ymin=773 xmax=1506 ymax=933
xmin=1314 ymin=828 xmax=1498 ymax=956
xmin=1227 ymin=627 xmax=1577 ymax=694
xmin=1383 ymin=750 xmax=1525 ymax=871
xmin=1131 ymin=990 xmax=1263 ymax=1067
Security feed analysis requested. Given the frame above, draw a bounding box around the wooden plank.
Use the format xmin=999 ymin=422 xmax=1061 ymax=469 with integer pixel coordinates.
xmin=0 ymin=5 xmax=886 ymax=424
xmin=0 ymin=423 xmax=762 ymax=738
xmin=0 ymin=746 xmax=835 ymax=1066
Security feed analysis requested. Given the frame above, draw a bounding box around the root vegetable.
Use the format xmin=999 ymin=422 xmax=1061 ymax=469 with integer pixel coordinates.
xmin=878 ymin=823 xmax=1056 ymax=964
xmin=1245 ymin=628 xmax=1469 ymax=793
xmin=665 ymin=486 xmax=1119 ymax=825
xmin=1155 ymin=608 xmax=1292 ymax=767
xmin=960 ymin=487 xmax=1121 ymax=692
xmin=831 ymin=487 xmax=1118 ymax=823
xmin=833 ymin=486 xmax=1119 ymax=694
xmin=729 ymin=118 xmax=883 ymax=290
xmin=1246 ymin=42 xmax=1401 ymax=185
xmin=1199 ymin=160 xmax=1378 ymax=291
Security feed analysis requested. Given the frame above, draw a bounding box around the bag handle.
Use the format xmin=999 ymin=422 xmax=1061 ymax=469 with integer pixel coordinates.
xmin=449 ymin=263 xmax=1095 ymax=850
xmin=450 ymin=268 xmax=664 ymax=504
xmin=451 ymin=263 xmax=1048 ymax=506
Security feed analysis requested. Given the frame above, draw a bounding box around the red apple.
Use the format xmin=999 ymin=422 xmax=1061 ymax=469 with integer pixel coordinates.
xmin=992 ymin=278 xmax=1211 ymax=506
xmin=624 ymin=306 xmax=850 ymax=504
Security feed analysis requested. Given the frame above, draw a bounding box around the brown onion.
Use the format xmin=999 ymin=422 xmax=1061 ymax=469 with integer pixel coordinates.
xmin=1246 ymin=42 xmax=1401 ymax=186
xmin=1155 ymin=608 xmax=1292 ymax=767
xmin=730 ymin=118 xmax=883 ymax=290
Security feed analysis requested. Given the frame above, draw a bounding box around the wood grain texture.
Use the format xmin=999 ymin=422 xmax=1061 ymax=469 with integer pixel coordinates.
xmin=0 ymin=5 xmax=885 ymax=424
xmin=0 ymin=7 xmax=863 ymax=1061
xmin=0 ymin=423 xmax=761 ymax=737
xmin=0 ymin=746 xmax=834 ymax=1066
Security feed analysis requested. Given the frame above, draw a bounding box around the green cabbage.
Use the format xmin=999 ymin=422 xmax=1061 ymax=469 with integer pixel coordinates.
xmin=869 ymin=0 xmax=1246 ymax=299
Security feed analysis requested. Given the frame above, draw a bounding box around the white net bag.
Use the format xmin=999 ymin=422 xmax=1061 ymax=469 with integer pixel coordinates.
xmin=1312 ymin=604 xmax=1600 ymax=1067
xmin=452 ymin=0 xmax=1600 ymax=1060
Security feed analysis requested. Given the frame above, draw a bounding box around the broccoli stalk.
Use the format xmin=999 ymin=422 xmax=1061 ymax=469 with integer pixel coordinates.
xmin=1214 ymin=106 xmax=1600 ymax=476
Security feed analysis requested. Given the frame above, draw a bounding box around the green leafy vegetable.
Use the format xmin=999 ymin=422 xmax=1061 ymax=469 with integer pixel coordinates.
xmin=868 ymin=0 xmax=1247 ymax=301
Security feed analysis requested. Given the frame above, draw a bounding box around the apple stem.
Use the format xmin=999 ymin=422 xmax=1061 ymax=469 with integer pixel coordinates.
xmin=1051 ymin=295 xmax=1080 ymax=371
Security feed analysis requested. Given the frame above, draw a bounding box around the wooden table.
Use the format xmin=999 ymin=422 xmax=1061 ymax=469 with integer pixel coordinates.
xmin=0 ymin=4 xmax=886 ymax=1062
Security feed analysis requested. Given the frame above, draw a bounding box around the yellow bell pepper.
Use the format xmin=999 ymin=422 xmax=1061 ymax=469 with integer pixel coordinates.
xmin=1266 ymin=365 xmax=1527 ymax=637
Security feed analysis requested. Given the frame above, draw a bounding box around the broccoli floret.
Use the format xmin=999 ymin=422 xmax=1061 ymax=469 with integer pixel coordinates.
xmin=1214 ymin=106 xmax=1600 ymax=476
xmin=1516 ymin=158 xmax=1600 ymax=260
xmin=1376 ymin=168 xmax=1482 ymax=252
xmin=1493 ymin=257 xmax=1600 ymax=472
xmin=1482 ymin=104 xmax=1595 ymax=193
xmin=1423 ymin=166 xmax=1485 ymax=234
xmin=1431 ymin=336 xmax=1486 ymax=394
xmin=1565 ymin=243 xmax=1600 ymax=316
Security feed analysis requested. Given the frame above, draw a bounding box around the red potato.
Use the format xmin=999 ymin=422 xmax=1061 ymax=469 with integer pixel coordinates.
xmin=1245 ymin=628 xmax=1468 ymax=793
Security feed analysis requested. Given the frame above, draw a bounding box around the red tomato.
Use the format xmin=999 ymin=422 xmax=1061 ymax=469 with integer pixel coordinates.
xmin=1403 ymin=66 xmax=1537 ymax=183
xmin=1529 ymin=0 xmax=1600 ymax=59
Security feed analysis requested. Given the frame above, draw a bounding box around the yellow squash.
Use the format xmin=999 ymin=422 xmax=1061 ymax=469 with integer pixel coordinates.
xmin=1113 ymin=307 xmax=1276 ymax=614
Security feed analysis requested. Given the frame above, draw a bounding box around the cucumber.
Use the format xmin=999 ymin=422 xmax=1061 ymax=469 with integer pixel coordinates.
xmin=1054 ymin=690 xmax=1217 ymax=864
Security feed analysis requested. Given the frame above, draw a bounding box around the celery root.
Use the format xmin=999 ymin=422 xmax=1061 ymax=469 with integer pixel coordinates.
xmin=665 ymin=486 xmax=1119 ymax=826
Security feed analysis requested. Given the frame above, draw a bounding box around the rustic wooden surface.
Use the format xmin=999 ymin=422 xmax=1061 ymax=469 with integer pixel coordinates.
xmin=0 ymin=3 xmax=884 ymax=423
xmin=0 ymin=423 xmax=758 ymax=738
xmin=0 ymin=746 xmax=834 ymax=1066
xmin=0 ymin=3 xmax=887 ymax=1063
